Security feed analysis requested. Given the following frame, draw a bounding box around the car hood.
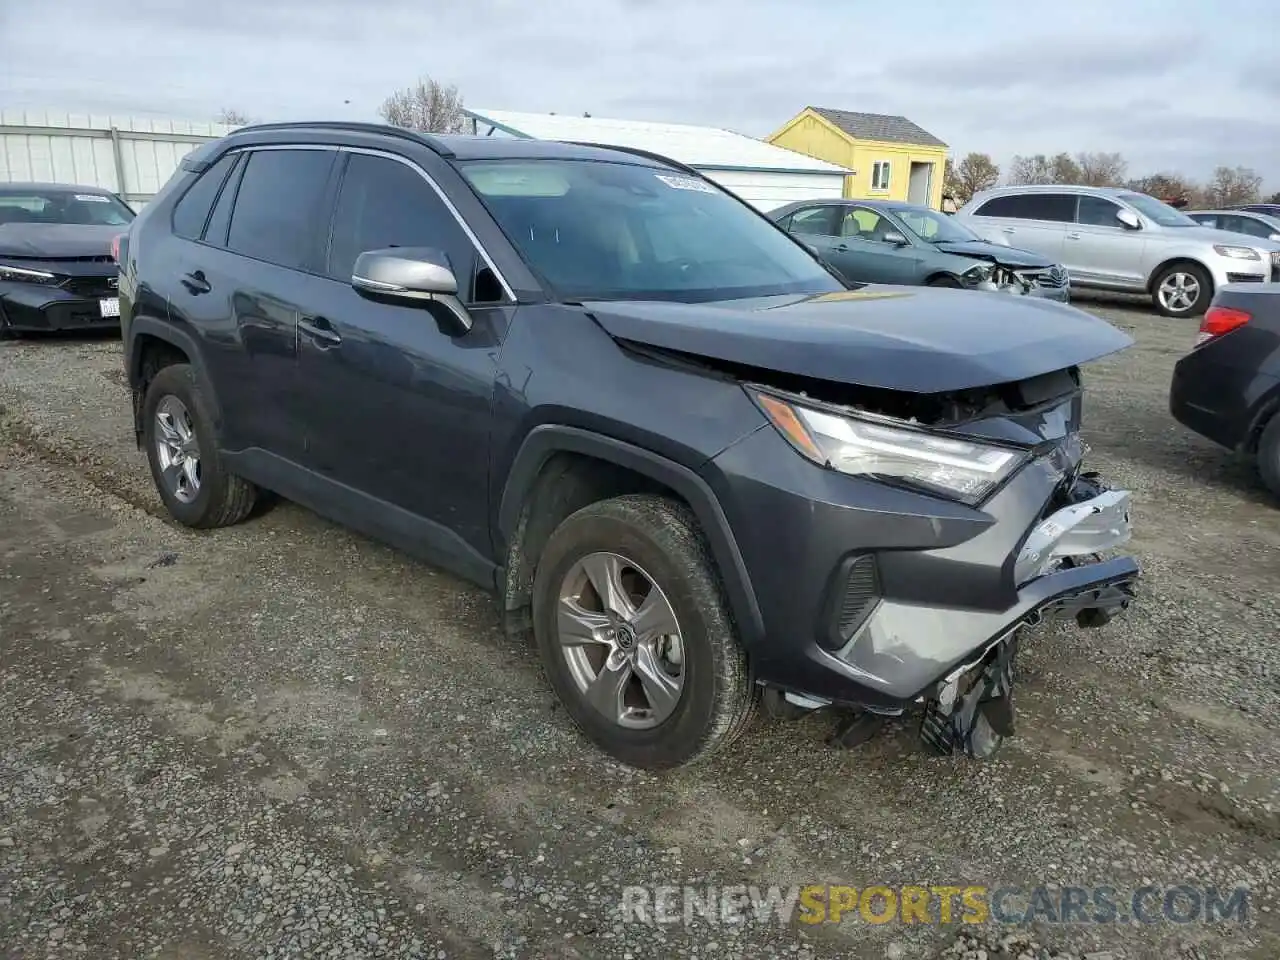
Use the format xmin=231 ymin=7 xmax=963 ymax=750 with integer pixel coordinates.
xmin=583 ymin=287 xmax=1133 ymax=394
xmin=929 ymin=238 xmax=1055 ymax=267
xmin=1172 ymin=224 xmax=1280 ymax=251
xmin=0 ymin=224 xmax=120 ymax=259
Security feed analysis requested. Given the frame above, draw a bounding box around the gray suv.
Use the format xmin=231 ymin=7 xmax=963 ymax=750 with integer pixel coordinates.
xmin=956 ymin=185 xmax=1280 ymax=317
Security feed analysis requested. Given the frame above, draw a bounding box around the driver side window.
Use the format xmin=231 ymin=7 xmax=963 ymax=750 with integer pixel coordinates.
xmin=841 ymin=207 xmax=889 ymax=242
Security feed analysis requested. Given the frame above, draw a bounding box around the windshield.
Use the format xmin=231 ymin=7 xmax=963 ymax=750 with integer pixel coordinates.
xmin=889 ymin=206 xmax=981 ymax=244
xmin=0 ymin=189 xmax=135 ymax=227
xmin=458 ymin=159 xmax=842 ymax=302
xmin=1116 ymin=192 xmax=1198 ymax=228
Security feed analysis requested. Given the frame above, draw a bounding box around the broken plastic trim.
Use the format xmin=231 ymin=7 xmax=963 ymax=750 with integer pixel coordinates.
xmin=1014 ymin=487 xmax=1134 ymax=585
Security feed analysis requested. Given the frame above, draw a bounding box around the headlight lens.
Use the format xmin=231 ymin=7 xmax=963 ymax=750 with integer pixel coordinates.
xmin=0 ymin=263 xmax=59 ymax=285
xmin=751 ymin=389 xmax=1028 ymax=505
xmin=1213 ymin=245 xmax=1260 ymax=261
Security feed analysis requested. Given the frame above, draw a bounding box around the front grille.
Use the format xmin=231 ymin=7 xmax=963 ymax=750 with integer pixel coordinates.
xmin=836 ymin=555 xmax=881 ymax=642
xmin=1227 ymin=272 xmax=1264 ymax=284
xmin=61 ymin=275 xmax=118 ymax=299
xmin=1017 ymin=266 xmax=1069 ymax=289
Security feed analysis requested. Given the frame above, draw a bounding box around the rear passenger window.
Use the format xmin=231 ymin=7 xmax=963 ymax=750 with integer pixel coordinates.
xmin=171 ymin=153 xmax=236 ymax=240
xmin=203 ymin=154 xmax=245 ymax=247
xmin=975 ymin=194 xmax=1075 ymax=222
xmin=227 ymin=149 xmax=335 ymax=270
xmin=327 ymin=153 xmax=495 ymax=300
xmin=787 ymin=206 xmax=837 ymax=237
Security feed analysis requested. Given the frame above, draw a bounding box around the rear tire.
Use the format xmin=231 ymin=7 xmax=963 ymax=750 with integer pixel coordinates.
xmin=1257 ymin=414 xmax=1280 ymax=499
xmin=1152 ymin=262 xmax=1211 ymax=318
xmin=531 ymin=494 xmax=757 ymax=770
xmin=142 ymin=363 xmax=257 ymax=528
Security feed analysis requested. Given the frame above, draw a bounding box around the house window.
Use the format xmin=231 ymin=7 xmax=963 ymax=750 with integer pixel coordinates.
xmin=871 ymin=161 xmax=892 ymax=192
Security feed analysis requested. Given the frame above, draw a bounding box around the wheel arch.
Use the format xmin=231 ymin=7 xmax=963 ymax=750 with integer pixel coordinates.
xmin=127 ymin=316 xmax=222 ymax=446
xmin=1243 ymin=381 xmax=1280 ymax=454
xmin=496 ymin=425 xmax=765 ymax=649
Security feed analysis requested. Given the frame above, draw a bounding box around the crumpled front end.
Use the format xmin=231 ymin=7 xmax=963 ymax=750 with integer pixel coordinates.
xmin=707 ymin=366 xmax=1140 ymax=759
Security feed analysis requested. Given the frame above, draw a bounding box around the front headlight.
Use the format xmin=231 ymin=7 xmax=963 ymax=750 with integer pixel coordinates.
xmin=751 ymin=389 xmax=1029 ymax=505
xmin=960 ymin=263 xmax=993 ymax=287
xmin=1213 ymin=245 xmax=1260 ymax=261
xmin=0 ymin=263 xmax=59 ymax=285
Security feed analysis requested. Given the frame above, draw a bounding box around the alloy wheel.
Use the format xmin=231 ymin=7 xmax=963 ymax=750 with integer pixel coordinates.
xmin=556 ymin=551 xmax=685 ymax=730
xmin=1156 ymin=272 xmax=1200 ymax=314
xmin=154 ymin=395 xmax=202 ymax=504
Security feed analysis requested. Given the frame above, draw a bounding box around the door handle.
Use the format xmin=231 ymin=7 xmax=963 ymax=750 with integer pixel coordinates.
xmin=1066 ymin=232 xmax=1081 ymax=240
xmin=834 ymin=243 xmax=850 ymax=251
xmin=299 ymin=315 xmax=341 ymax=345
xmin=181 ymin=270 xmax=211 ymax=295
xmin=1001 ymin=227 xmax=1016 ymax=234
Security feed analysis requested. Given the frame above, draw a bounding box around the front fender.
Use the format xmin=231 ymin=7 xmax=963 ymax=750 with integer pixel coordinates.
xmin=496 ymin=424 xmax=766 ymax=647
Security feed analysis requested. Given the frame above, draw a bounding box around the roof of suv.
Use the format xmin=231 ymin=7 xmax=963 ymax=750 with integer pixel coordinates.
xmin=221 ymin=121 xmax=678 ymax=167
xmin=970 ymin=184 xmax=1137 ymax=198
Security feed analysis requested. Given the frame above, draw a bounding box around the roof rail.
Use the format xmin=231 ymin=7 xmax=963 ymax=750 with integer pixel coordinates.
xmin=562 ymin=141 xmax=699 ymax=177
xmin=226 ymin=121 xmax=456 ymax=158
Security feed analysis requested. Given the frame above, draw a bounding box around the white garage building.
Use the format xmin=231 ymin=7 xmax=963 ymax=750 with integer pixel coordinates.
xmin=462 ymin=108 xmax=849 ymax=212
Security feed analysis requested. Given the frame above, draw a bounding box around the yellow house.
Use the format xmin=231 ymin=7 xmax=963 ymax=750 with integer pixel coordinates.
xmin=768 ymin=107 xmax=949 ymax=209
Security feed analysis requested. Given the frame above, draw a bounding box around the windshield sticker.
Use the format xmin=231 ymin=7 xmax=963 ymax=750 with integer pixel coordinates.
xmin=655 ymin=174 xmax=717 ymax=194
xmin=74 ymin=194 xmax=111 ymax=202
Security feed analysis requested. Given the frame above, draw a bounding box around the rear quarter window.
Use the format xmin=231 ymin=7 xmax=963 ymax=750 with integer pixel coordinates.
xmin=171 ymin=153 xmax=238 ymax=240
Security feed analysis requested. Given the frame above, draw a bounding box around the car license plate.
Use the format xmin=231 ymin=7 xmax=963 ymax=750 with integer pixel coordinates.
xmin=100 ymin=298 xmax=120 ymax=318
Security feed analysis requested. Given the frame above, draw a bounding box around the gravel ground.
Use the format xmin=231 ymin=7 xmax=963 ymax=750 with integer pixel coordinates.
xmin=1 ymin=299 xmax=1277 ymax=960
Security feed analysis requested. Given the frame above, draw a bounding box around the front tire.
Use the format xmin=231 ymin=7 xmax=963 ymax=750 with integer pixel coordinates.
xmin=926 ymin=275 xmax=963 ymax=289
xmin=142 ymin=363 xmax=257 ymax=528
xmin=1152 ymin=262 xmax=1211 ymax=318
xmin=531 ymin=494 xmax=757 ymax=770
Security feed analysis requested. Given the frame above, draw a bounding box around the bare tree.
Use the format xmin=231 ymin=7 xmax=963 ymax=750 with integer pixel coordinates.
xmin=944 ymin=153 xmax=1000 ymax=203
xmin=1075 ymin=151 xmax=1127 ymax=187
xmin=217 ymin=108 xmax=252 ymax=126
xmin=1204 ymin=166 xmax=1264 ymax=207
xmin=1048 ymin=153 xmax=1082 ymax=185
xmin=1266 ymin=191 xmax=1280 ymax=204
xmin=378 ymin=77 xmax=467 ymax=134
xmin=1006 ymin=154 xmax=1052 ymax=185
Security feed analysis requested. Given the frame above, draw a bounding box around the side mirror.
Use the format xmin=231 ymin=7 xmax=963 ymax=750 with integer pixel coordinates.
xmin=1116 ymin=210 xmax=1141 ymax=230
xmin=351 ymin=247 xmax=472 ymax=333
xmin=1269 ymin=233 xmax=1280 ymax=242
xmin=882 ymin=230 xmax=910 ymax=247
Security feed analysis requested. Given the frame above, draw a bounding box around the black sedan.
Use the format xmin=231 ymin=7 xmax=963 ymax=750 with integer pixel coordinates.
xmin=770 ymin=198 xmax=1070 ymax=300
xmin=1169 ymin=284 xmax=1280 ymax=498
xmin=0 ymin=182 xmax=134 ymax=335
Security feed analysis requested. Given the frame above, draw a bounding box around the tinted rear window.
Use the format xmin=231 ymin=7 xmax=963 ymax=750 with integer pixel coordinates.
xmin=172 ymin=153 xmax=237 ymax=240
xmin=974 ymin=194 xmax=1075 ymax=222
xmin=226 ymin=149 xmax=335 ymax=270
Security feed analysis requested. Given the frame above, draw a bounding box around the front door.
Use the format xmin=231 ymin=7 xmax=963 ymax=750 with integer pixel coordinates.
xmin=1065 ymin=195 xmax=1146 ymax=288
xmin=824 ymin=205 xmax=923 ymax=284
xmin=293 ymin=150 xmax=511 ymax=557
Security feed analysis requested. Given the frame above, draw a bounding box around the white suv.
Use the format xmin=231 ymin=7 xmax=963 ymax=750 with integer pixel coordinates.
xmin=955 ymin=185 xmax=1280 ymax=317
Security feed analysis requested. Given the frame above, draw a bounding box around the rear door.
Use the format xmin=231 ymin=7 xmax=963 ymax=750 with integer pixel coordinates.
xmin=966 ymin=193 xmax=1071 ymax=264
xmin=780 ymin=204 xmax=840 ymax=261
xmin=166 ymin=145 xmax=337 ymax=457
xmin=1066 ymin=194 xmax=1147 ymax=288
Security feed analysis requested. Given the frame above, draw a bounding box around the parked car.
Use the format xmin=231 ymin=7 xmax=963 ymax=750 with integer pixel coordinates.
xmin=117 ymin=122 xmax=1140 ymax=769
xmin=956 ymin=185 xmax=1280 ymax=318
xmin=1170 ymin=284 xmax=1280 ymax=498
xmin=0 ymin=182 xmax=133 ymax=335
xmin=1231 ymin=203 xmax=1280 ymax=218
xmin=769 ymin=199 xmax=1070 ymax=300
xmin=1186 ymin=209 xmax=1280 ymax=243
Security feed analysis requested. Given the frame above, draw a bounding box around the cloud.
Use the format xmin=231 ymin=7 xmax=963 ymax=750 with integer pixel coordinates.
xmin=1 ymin=0 xmax=1275 ymax=186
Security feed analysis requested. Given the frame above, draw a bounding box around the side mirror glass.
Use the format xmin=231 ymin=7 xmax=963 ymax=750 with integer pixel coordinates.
xmin=1116 ymin=210 xmax=1141 ymax=230
xmin=882 ymin=230 xmax=909 ymax=247
xmin=352 ymin=247 xmax=472 ymax=333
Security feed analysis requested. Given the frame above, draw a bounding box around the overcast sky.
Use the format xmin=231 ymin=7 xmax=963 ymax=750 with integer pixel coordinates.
xmin=3 ymin=0 xmax=1277 ymax=188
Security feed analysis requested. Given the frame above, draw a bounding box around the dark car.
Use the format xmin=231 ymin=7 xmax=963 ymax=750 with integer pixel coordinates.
xmin=1233 ymin=203 xmax=1280 ymax=218
xmin=770 ymin=198 xmax=1070 ymax=300
xmin=1170 ymin=284 xmax=1280 ymax=497
xmin=116 ymin=122 xmax=1140 ymax=770
xmin=0 ymin=182 xmax=134 ymax=335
